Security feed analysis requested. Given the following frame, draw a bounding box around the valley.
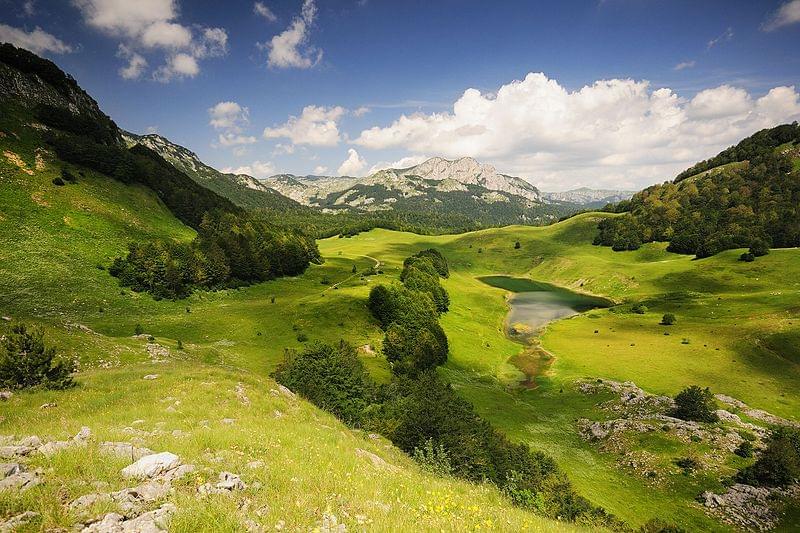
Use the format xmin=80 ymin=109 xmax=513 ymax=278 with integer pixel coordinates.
xmin=1 ymin=40 xmax=800 ymax=533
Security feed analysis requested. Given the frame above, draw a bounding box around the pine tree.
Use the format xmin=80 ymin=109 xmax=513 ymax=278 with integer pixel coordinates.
xmin=0 ymin=325 xmax=75 ymax=390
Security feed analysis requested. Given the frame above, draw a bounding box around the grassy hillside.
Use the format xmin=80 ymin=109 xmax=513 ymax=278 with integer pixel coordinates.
xmin=0 ymin=114 xmax=580 ymax=530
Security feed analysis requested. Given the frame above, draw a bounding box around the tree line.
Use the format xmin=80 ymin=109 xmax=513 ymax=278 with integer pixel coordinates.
xmin=274 ymin=249 xmax=624 ymax=528
xmin=594 ymin=123 xmax=800 ymax=257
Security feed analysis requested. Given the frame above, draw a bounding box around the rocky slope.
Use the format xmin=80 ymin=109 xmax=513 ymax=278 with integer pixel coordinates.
xmin=542 ymin=187 xmax=635 ymax=206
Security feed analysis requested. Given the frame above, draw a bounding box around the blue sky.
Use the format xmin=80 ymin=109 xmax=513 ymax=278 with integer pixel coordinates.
xmin=2 ymin=0 xmax=800 ymax=190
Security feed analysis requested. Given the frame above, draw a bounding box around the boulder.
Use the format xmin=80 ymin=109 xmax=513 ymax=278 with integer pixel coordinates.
xmin=0 ymin=511 xmax=38 ymax=532
xmin=0 ymin=391 xmax=11 ymax=401
xmin=0 ymin=467 xmax=42 ymax=492
xmin=198 ymin=471 xmax=246 ymax=496
xmin=81 ymin=503 xmax=176 ymax=533
xmin=355 ymin=448 xmax=398 ymax=472
xmin=99 ymin=442 xmax=154 ymax=461
xmin=121 ymin=452 xmax=181 ymax=480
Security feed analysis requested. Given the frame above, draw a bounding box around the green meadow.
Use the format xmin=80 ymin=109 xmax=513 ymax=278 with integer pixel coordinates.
xmin=2 ymin=121 xmax=800 ymax=530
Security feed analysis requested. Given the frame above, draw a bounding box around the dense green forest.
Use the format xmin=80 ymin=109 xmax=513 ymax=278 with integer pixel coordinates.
xmin=594 ymin=123 xmax=800 ymax=257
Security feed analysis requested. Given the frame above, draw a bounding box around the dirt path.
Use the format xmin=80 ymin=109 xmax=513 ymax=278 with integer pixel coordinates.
xmin=322 ymin=255 xmax=381 ymax=293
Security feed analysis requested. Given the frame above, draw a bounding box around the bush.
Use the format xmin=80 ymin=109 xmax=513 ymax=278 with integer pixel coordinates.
xmin=632 ymin=303 xmax=648 ymax=314
xmin=0 ymin=324 xmax=75 ymax=390
xmin=134 ymin=323 xmax=143 ymax=335
xmin=273 ymin=341 xmax=373 ymax=426
xmin=639 ymin=518 xmax=686 ymax=533
xmin=412 ymin=438 xmax=453 ymax=476
xmin=674 ymin=456 xmax=699 ymax=474
xmin=514 ymin=241 xmax=521 ymax=249
xmin=660 ymin=313 xmax=676 ymax=325
xmin=740 ymin=252 xmax=755 ymax=262
xmin=749 ymin=239 xmax=770 ymax=257
xmin=734 ymin=440 xmax=754 ymax=458
xmin=736 ymin=427 xmax=800 ymax=487
xmin=671 ymin=385 xmax=719 ymax=423
xmin=52 ymin=177 xmax=65 ymax=186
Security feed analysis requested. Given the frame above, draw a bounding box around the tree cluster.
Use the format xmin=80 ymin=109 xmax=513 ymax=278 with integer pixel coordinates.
xmin=109 ymin=210 xmax=320 ymax=300
xmin=594 ymin=124 xmax=800 ymax=257
xmin=368 ymin=249 xmax=450 ymax=376
xmin=273 ymin=341 xmax=620 ymax=528
xmin=736 ymin=427 xmax=800 ymax=487
xmin=0 ymin=324 xmax=75 ymax=390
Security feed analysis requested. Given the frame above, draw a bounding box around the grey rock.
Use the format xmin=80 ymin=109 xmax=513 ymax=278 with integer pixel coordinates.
xmin=0 ymin=463 xmax=22 ymax=478
xmin=121 ymin=452 xmax=180 ymax=479
xmin=0 ymin=511 xmax=38 ymax=532
xmin=355 ymin=448 xmax=398 ymax=472
xmin=0 ymin=391 xmax=11 ymax=401
xmin=0 ymin=468 xmax=42 ymax=492
xmin=99 ymin=442 xmax=154 ymax=461
xmin=0 ymin=446 xmax=34 ymax=458
xmin=81 ymin=502 xmax=176 ymax=532
xmin=143 ymin=374 xmax=159 ymax=380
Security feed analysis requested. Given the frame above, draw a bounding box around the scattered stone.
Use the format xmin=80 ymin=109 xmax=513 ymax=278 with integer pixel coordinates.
xmin=165 ymin=406 xmax=177 ymax=413
xmin=0 ymin=445 xmax=35 ymax=459
xmin=355 ymin=448 xmax=398 ymax=472
xmin=198 ymin=471 xmax=246 ymax=496
xmin=700 ymin=483 xmax=798 ymax=531
xmin=0 ymin=391 xmax=12 ymax=401
xmin=0 ymin=463 xmax=22 ymax=478
xmin=39 ymin=402 xmax=57 ymax=409
xmin=715 ymin=394 xmax=799 ymax=429
xmin=235 ymin=383 xmax=251 ymax=406
xmin=146 ymin=343 xmax=170 ymax=361
xmin=143 ymin=374 xmax=159 ymax=380
xmin=81 ymin=502 xmax=176 ymax=533
xmin=121 ymin=452 xmax=181 ymax=479
xmin=159 ymin=464 xmax=195 ymax=482
xmin=0 ymin=465 xmax=43 ymax=492
xmin=38 ymin=440 xmax=71 ymax=457
xmin=221 ymin=418 xmax=236 ymax=425
xmin=320 ymin=512 xmax=346 ymax=533
xmin=277 ymin=385 xmax=296 ymax=400
xmin=247 ymin=460 xmax=264 ymax=469
xmin=0 ymin=316 xmax=10 ymax=322
xmin=244 ymin=518 xmax=265 ymax=533
xmin=273 ymin=410 xmax=284 ymax=419
xmin=100 ymin=442 xmax=154 ymax=461
xmin=0 ymin=511 xmax=38 ymax=532
xmin=18 ymin=436 xmax=42 ymax=448
xmin=74 ymin=426 xmax=91 ymax=443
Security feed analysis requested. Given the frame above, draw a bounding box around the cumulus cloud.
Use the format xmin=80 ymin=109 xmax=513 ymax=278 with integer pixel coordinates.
xmin=263 ymin=105 xmax=345 ymax=146
xmin=707 ymin=27 xmax=734 ymax=49
xmin=117 ymin=44 xmax=148 ymax=79
xmin=313 ymin=165 xmax=328 ymax=174
xmin=222 ymin=160 xmax=276 ymax=178
xmin=367 ymin=155 xmax=429 ymax=174
xmin=254 ymin=1 xmax=277 ymax=22
xmin=353 ymin=106 xmax=370 ymax=117
xmin=337 ymin=148 xmax=367 ymax=176
xmin=72 ymin=0 xmax=227 ymax=81
xmin=217 ymin=133 xmax=257 ymax=147
xmin=352 ymin=72 xmax=800 ymax=190
xmin=762 ymin=0 xmax=800 ymax=31
xmin=673 ymin=60 xmax=696 ymax=71
xmin=23 ymin=1 xmax=36 ymax=16
xmin=262 ymin=0 xmax=321 ymax=69
xmin=209 ymin=101 xmax=250 ymax=132
xmin=0 ymin=24 xmax=73 ymax=54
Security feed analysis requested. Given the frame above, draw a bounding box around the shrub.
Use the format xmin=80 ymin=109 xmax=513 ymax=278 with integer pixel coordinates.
xmin=351 ymin=264 xmax=357 ymax=273
xmin=740 ymin=252 xmax=755 ymax=262
xmin=632 ymin=303 xmax=648 ymax=314
xmin=734 ymin=440 xmax=753 ymax=458
xmin=671 ymin=385 xmax=719 ymax=423
xmin=749 ymin=239 xmax=770 ymax=257
xmin=273 ymin=341 xmax=373 ymax=426
xmin=296 ymin=332 xmax=308 ymax=343
xmin=134 ymin=323 xmax=144 ymax=335
xmin=412 ymin=438 xmax=453 ymax=476
xmin=660 ymin=313 xmax=676 ymax=325
xmin=52 ymin=177 xmax=65 ymax=186
xmin=736 ymin=427 xmax=800 ymax=487
xmin=514 ymin=241 xmax=521 ymax=249
xmin=674 ymin=456 xmax=699 ymax=474
xmin=0 ymin=324 xmax=75 ymax=390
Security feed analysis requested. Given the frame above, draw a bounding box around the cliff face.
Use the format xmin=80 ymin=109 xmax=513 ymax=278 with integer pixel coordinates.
xmin=0 ymin=43 xmax=121 ymax=145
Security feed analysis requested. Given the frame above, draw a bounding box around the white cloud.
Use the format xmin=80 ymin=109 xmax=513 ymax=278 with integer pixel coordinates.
xmin=263 ymin=0 xmax=321 ymax=69
xmin=263 ymin=105 xmax=345 ymax=146
xmin=254 ymin=1 xmax=277 ymax=22
xmin=367 ymin=155 xmax=429 ymax=174
xmin=313 ymin=165 xmax=328 ymax=174
xmin=217 ymin=133 xmax=257 ymax=147
xmin=72 ymin=0 xmax=228 ymax=81
xmin=0 ymin=24 xmax=73 ymax=54
xmin=707 ymin=27 xmax=734 ymax=49
xmin=353 ymin=106 xmax=370 ymax=117
xmin=117 ymin=44 xmax=148 ymax=79
xmin=208 ymin=101 xmax=250 ymax=131
xmin=23 ymin=1 xmax=36 ymax=16
xmin=153 ymin=52 xmax=199 ymax=82
xmin=352 ymin=72 xmax=800 ymax=190
xmin=146 ymin=125 xmax=159 ymax=134
xmin=762 ymin=0 xmax=800 ymax=31
xmin=673 ymin=60 xmax=696 ymax=71
xmin=337 ymin=148 xmax=367 ymax=176
xmin=222 ymin=160 xmax=276 ymax=178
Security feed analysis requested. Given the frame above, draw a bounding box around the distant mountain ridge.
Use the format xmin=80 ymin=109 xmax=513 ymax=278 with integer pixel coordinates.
xmin=542 ymin=187 xmax=635 ymax=206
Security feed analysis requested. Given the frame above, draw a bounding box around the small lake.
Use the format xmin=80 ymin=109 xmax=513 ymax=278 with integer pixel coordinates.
xmin=480 ymin=276 xmax=611 ymax=337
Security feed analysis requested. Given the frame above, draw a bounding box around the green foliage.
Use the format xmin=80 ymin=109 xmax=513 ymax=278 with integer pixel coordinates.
xmin=740 ymin=252 xmax=755 ymax=262
xmin=632 ymin=303 xmax=648 ymax=314
xmin=383 ymin=322 xmax=448 ymax=377
xmin=134 ymin=324 xmax=143 ymax=336
xmin=273 ymin=341 xmax=374 ymax=426
xmin=749 ymin=239 xmax=770 ymax=257
xmin=0 ymin=324 xmax=75 ymax=390
xmin=109 ymin=210 xmax=320 ymax=299
xmin=671 ymin=386 xmax=719 ymax=423
xmin=674 ymin=456 xmax=699 ymax=474
xmin=412 ymin=438 xmax=453 ymax=476
xmin=406 ymin=248 xmax=449 ymax=278
xmin=52 ymin=177 xmax=65 ymax=186
xmin=594 ymin=123 xmax=800 ymax=257
xmin=514 ymin=240 xmax=521 ymax=249
xmin=734 ymin=440 xmax=754 ymax=458
xmin=660 ymin=313 xmax=676 ymax=325
xmin=736 ymin=427 xmax=800 ymax=487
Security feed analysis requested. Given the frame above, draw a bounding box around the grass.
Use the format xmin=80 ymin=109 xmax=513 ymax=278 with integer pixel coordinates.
xmin=2 ymin=114 xmax=799 ymax=530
